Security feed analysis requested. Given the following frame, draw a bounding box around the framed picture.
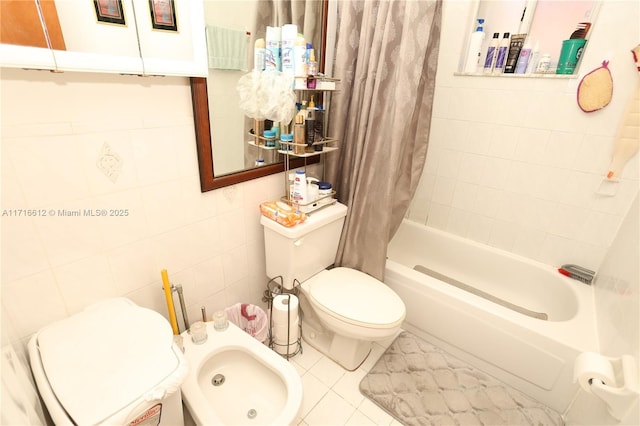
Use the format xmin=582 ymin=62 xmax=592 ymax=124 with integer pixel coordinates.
xmin=149 ymin=0 xmax=178 ymax=32
xmin=93 ymin=0 xmax=126 ymax=25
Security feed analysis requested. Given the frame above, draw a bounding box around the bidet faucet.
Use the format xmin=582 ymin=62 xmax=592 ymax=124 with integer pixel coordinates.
xmin=558 ymin=264 xmax=595 ymax=284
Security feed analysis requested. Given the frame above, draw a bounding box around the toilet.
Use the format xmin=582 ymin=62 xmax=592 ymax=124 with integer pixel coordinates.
xmin=261 ymin=201 xmax=405 ymax=370
xmin=28 ymin=298 xmax=188 ymax=425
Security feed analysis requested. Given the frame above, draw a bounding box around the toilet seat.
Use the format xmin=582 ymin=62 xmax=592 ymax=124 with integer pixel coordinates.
xmin=29 ymin=298 xmax=187 ymax=426
xmin=306 ymin=267 xmax=405 ymax=329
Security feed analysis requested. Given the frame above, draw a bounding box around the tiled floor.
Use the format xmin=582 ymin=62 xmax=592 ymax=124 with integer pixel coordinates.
xmin=290 ymin=334 xmax=403 ymax=426
xmin=181 ymin=332 xmax=402 ymax=426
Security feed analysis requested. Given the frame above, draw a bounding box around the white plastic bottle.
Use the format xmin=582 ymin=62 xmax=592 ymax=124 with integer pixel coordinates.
xmin=493 ymin=32 xmax=510 ymax=74
xmin=265 ymin=26 xmax=281 ymax=71
xmin=294 ymin=34 xmax=307 ymax=76
xmin=525 ymin=41 xmax=540 ymax=74
xmin=254 ymin=38 xmax=265 ymax=71
xmin=281 ymin=24 xmax=297 ymax=76
xmin=483 ymin=32 xmax=500 ymax=73
xmin=463 ymin=18 xmax=485 ymax=73
xmin=292 ymin=169 xmax=308 ymax=204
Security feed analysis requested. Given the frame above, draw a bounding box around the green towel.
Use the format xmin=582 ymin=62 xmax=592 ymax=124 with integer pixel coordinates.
xmin=206 ymin=26 xmax=249 ymax=70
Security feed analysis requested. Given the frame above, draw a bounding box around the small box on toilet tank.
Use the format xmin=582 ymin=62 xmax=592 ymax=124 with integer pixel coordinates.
xmin=260 ymin=202 xmax=347 ymax=290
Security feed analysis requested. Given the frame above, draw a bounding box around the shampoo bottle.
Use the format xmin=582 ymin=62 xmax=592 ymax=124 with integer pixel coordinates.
xmin=463 ymin=19 xmax=485 ymax=73
xmin=493 ymin=32 xmax=510 ymax=74
xmin=483 ymin=32 xmax=500 ymax=73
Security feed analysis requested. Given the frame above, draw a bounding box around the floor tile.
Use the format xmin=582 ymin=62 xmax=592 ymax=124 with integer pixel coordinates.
xmin=299 ymin=371 xmax=329 ymax=418
xmin=308 ymin=355 xmax=346 ymax=388
xmin=304 ymin=390 xmax=356 ymax=426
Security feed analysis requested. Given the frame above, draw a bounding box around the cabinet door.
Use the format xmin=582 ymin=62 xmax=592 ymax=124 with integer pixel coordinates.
xmin=134 ymin=0 xmax=207 ymax=77
xmin=51 ymin=0 xmax=144 ymax=74
xmin=0 ymin=0 xmax=58 ymax=69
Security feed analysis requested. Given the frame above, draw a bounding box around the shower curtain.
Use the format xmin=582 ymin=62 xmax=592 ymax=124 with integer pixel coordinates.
xmin=326 ymin=0 xmax=442 ymax=281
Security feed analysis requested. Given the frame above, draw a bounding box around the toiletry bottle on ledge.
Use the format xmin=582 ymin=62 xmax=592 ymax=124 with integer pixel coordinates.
xmin=483 ymin=32 xmax=500 ymax=73
xmin=463 ymin=18 xmax=485 ymax=73
xmin=504 ymin=33 xmax=526 ymax=73
xmin=525 ymin=41 xmax=540 ymax=74
xmin=493 ymin=32 xmax=510 ymax=74
xmin=515 ymin=40 xmax=532 ymax=73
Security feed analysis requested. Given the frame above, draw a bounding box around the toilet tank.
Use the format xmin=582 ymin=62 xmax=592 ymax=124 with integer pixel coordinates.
xmin=261 ymin=202 xmax=348 ymax=289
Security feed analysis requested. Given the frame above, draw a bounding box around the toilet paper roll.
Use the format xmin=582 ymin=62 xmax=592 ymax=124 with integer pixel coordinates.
xmin=574 ymin=352 xmax=617 ymax=393
xmin=273 ymin=319 xmax=300 ymax=345
xmin=272 ymin=294 xmax=299 ymax=333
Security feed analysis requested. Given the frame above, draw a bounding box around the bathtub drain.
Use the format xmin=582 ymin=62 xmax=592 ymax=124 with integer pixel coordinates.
xmin=247 ymin=409 xmax=257 ymax=419
xmin=211 ymin=374 xmax=225 ymax=386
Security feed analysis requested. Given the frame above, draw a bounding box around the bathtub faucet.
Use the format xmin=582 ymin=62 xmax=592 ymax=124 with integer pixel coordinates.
xmin=558 ymin=264 xmax=595 ymax=285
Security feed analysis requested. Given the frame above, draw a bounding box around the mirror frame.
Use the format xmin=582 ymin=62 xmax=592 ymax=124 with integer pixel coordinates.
xmin=190 ymin=76 xmax=316 ymax=191
xmin=191 ymin=0 xmax=329 ymax=192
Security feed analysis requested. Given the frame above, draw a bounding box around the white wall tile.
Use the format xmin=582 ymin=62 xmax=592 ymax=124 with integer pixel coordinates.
xmin=53 ymin=255 xmax=118 ymax=315
xmin=1 ymin=216 xmax=50 ymax=283
xmin=6 ymin=135 xmax=90 ymax=208
xmin=107 ymin=239 xmax=157 ymax=294
xmin=141 ymin=180 xmax=185 ymax=234
xmin=1 ymin=270 xmax=68 ymax=337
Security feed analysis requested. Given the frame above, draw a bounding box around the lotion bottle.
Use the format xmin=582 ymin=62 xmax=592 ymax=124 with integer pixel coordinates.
xmin=463 ymin=19 xmax=485 ymax=73
xmin=293 ymin=169 xmax=308 ymax=205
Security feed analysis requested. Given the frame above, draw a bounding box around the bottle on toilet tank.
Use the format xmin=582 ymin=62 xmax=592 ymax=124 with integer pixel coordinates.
xmin=292 ymin=169 xmax=307 ymax=204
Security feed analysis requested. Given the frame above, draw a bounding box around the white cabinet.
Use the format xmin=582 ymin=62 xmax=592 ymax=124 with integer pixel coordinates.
xmin=0 ymin=0 xmax=207 ymax=77
xmin=134 ymin=0 xmax=208 ymax=77
xmin=52 ymin=0 xmax=143 ymax=74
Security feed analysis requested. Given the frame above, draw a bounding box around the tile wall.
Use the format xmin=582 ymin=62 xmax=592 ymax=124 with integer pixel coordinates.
xmin=408 ymin=0 xmax=640 ymax=272
xmin=1 ymin=69 xmax=279 ymax=345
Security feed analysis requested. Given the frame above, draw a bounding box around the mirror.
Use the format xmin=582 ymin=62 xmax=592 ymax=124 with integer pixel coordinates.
xmin=193 ymin=0 xmax=327 ymax=192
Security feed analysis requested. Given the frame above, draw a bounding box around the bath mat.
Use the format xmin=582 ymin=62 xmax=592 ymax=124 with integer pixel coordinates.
xmin=360 ymin=332 xmax=563 ymax=426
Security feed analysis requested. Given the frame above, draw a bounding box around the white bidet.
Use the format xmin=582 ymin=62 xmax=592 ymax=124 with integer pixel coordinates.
xmin=180 ymin=321 xmax=302 ymax=425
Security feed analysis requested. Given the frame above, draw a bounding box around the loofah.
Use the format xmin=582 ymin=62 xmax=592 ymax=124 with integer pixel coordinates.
xmin=577 ymin=60 xmax=614 ymax=113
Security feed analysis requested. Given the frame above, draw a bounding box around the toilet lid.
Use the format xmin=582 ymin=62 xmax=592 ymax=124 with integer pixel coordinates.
xmin=308 ymin=267 xmax=405 ymax=327
xmin=35 ymin=298 xmax=180 ymax=425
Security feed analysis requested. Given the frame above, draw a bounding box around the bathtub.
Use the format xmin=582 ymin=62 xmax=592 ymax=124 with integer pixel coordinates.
xmin=384 ymin=219 xmax=599 ymax=413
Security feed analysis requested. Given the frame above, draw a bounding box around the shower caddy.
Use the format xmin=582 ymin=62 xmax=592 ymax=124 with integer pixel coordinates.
xmin=250 ymin=75 xmax=340 ymax=213
xmin=255 ymin=75 xmax=340 ymax=358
